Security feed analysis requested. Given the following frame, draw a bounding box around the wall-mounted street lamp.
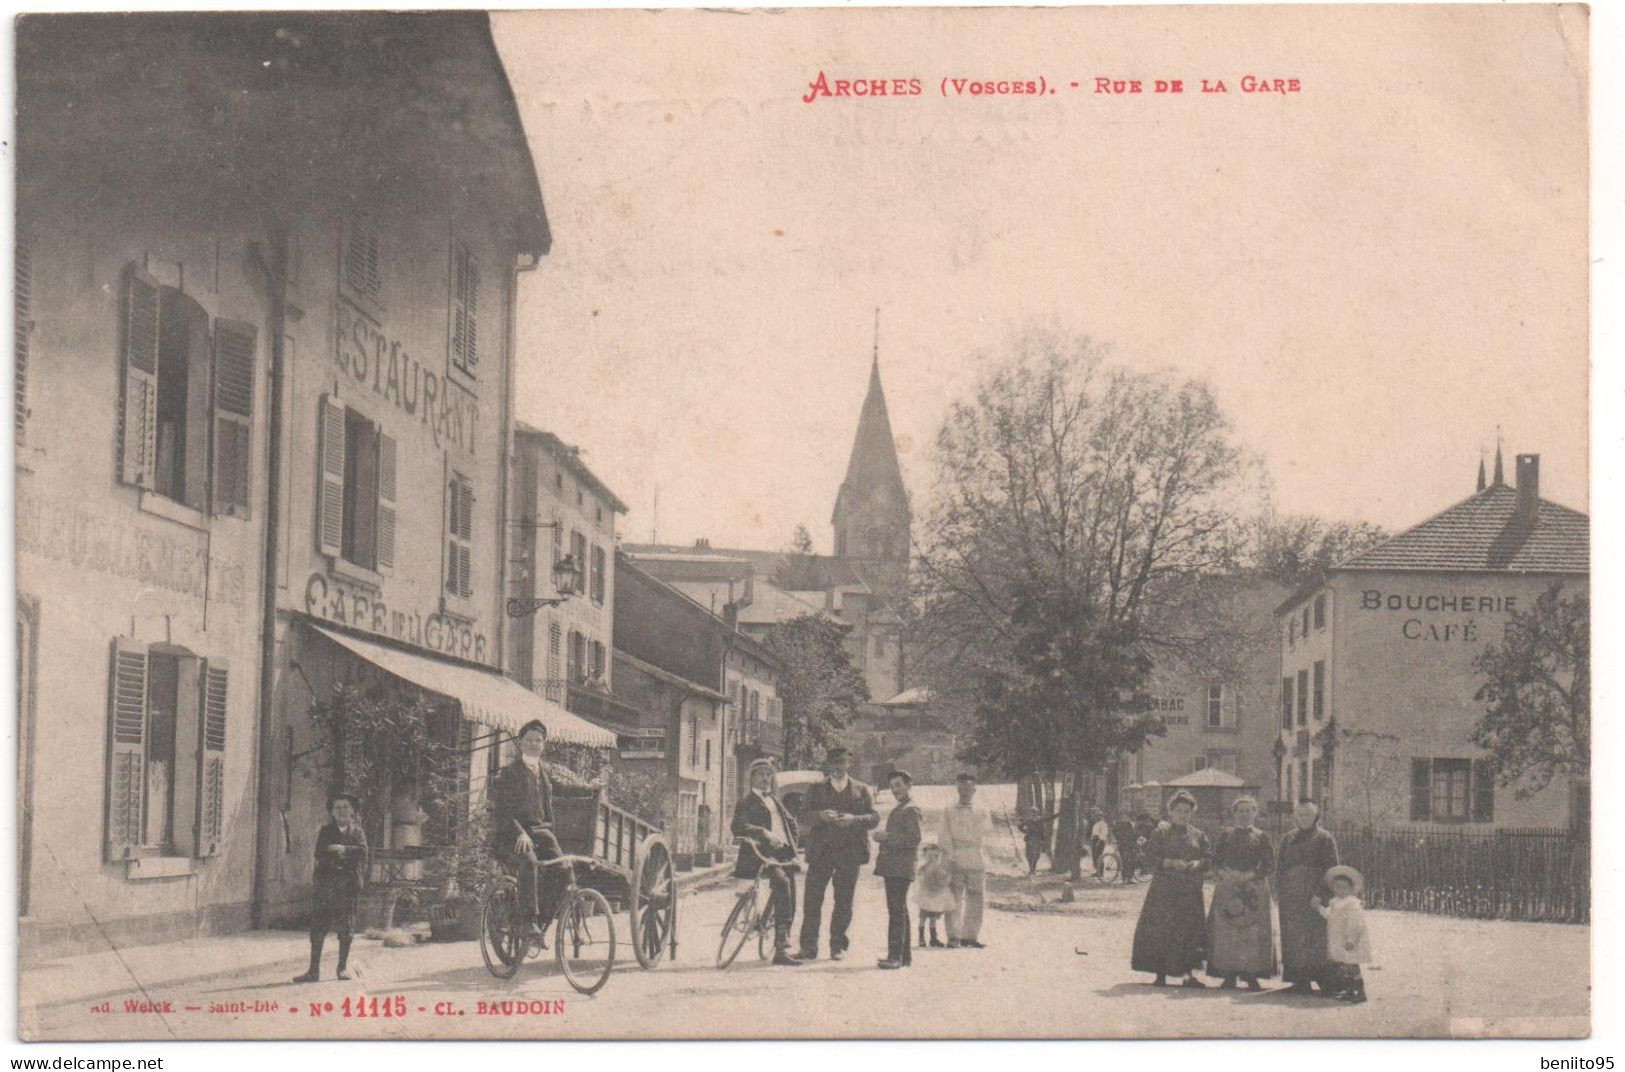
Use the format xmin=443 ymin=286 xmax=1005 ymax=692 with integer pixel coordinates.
xmin=506 ymin=518 xmax=582 ymax=617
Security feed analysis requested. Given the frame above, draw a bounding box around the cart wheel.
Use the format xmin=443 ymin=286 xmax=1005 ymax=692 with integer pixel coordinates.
xmin=479 ymin=876 xmax=525 ymax=979
xmin=556 ymin=887 xmax=617 ymax=995
xmin=631 ymin=834 xmax=677 ymax=969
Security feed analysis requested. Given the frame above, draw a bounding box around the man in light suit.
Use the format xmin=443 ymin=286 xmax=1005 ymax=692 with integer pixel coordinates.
xmin=492 ymin=720 xmax=566 ymax=942
xmin=796 ymin=746 xmax=879 ymax=961
xmin=731 ymin=758 xmax=804 ymax=966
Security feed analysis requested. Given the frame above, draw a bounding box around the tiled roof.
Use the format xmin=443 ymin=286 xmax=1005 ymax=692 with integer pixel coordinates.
xmin=1335 ymin=485 xmax=1588 ymax=574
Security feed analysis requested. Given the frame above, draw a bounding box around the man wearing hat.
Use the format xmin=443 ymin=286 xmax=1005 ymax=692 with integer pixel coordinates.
xmin=796 ymin=746 xmax=879 ymax=961
xmin=730 ymin=758 xmax=804 ymax=966
xmin=492 ymin=719 xmax=567 ymax=943
xmin=293 ymin=792 xmax=368 ymax=983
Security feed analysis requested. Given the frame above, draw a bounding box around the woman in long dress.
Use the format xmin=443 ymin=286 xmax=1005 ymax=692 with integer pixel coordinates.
xmin=1275 ymin=799 xmax=1340 ymax=995
xmin=1206 ymin=796 xmax=1276 ymax=989
xmin=1130 ymin=790 xmax=1211 ymax=988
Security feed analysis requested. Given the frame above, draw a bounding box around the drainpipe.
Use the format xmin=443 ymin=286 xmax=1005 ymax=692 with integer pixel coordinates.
xmin=499 ymin=251 xmax=541 ymax=676
xmin=249 ymin=229 xmax=289 ymax=930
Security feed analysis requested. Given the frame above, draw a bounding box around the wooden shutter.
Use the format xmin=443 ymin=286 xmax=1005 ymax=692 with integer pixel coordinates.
xmin=15 ymin=234 xmax=31 ymax=447
xmin=447 ymin=476 xmax=473 ymax=597
xmin=1471 ymin=760 xmax=1495 ymax=823
xmin=106 ymin=638 xmax=149 ymax=860
xmin=318 ymin=396 xmax=346 ymax=557
xmin=119 ymin=266 xmax=161 ymax=488
xmin=1410 ymin=759 xmax=1432 ymax=822
xmin=196 ymin=660 xmax=229 ymax=856
xmin=345 ymin=219 xmax=381 ymax=301
xmin=211 ymin=319 xmax=257 ymax=518
xmin=452 ymin=245 xmax=479 ymax=375
xmin=376 ymin=432 xmax=397 ymax=569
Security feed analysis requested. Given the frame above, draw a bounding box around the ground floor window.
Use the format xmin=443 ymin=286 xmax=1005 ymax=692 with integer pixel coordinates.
xmin=1412 ymin=757 xmax=1494 ymax=822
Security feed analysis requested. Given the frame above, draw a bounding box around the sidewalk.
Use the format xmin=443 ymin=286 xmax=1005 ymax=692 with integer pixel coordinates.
xmin=22 ymin=858 xmax=740 ymax=1013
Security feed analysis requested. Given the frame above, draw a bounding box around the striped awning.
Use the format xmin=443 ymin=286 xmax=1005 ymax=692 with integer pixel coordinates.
xmin=309 ymin=624 xmax=616 ymax=747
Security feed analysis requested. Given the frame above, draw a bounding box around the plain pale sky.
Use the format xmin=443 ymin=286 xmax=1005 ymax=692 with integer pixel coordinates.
xmin=493 ymin=5 xmax=1588 ymax=553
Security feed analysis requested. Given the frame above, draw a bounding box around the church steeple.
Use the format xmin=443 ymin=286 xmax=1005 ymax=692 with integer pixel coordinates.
xmin=832 ymin=318 xmax=911 ymax=585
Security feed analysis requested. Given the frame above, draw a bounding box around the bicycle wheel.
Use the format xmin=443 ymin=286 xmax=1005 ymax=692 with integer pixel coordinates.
xmin=479 ymin=876 xmax=525 ymax=979
xmin=716 ymin=891 xmax=755 ymax=969
xmin=555 ymin=887 xmax=617 ymax=995
xmin=1100 ymin=851 xmax=1121 ymax=883
xmin=755 ymin=885 xmax=779 ymax=960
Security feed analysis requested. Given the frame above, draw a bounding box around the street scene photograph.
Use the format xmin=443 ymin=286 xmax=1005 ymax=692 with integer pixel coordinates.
xmin=10 ymin=3 xmax=1593 ymax=1044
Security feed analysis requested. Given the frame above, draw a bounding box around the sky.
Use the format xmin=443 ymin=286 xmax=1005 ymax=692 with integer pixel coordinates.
xmin=492 ymin=5 xmax=1589 ymax=554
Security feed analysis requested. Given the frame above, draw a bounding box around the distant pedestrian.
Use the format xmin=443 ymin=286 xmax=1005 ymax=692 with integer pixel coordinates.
xmin=872 ymin=770 xmax=922 ymax=969
xmin=1111 ymin=816 xmax=1140 ymax=884
xmin=1314 ymin=865 xmax=1371 ymax=1003
xmin=1089 ymin=810 xmax=1111 ymax=879
xmin=797 ymin=747 xmax=879 ymax=961
xmin=293 ymin=793 xmax=368 ymax=983
xmin=912 ymin=843 xmax=954 ymax=948
xmin=1017 ymin=806 xmax=1059 ymax=875
xmin=1130 ymin=791 xmax=1211 ymax=988
xmin=1276 ymin=799 xmax=1341 ymax=995
xmin=1206 ymin=796 xmax=1276 ymax=989
xmin=941 ymin=772 xmax=993 ymax=949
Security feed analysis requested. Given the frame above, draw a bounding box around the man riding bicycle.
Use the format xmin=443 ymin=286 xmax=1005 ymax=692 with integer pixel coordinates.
xmin=492 ymin=719 xmax=568 ymax=944
xmin=730 ymin=758 xmax=803 ymax=966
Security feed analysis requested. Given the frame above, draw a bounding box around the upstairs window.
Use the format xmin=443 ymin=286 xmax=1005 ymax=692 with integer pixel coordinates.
xmin=341 ymin=215 xmax=382 ymax=309
xmin=1296 ymin=669 xmax=1309 ymax=727
xmin=1281 ymin=677 xmax=1293 ymax=730
xmin=1312 ymin=660 xmax=1326 ymax=719
xmin=590 ymin=545 xmax=606 ymax=605
xmin=449 ymin=242 xmax=480 ymax=379
xmin=571 ymin=530 xmax=588 ymax=591
xmin=317 ymin=397 xmax=397 ymax=573
xmin=547 ymin=623 xmax=563 ymax=684
xmin=446 ymin=473 xmax=475 ymax=599
xmin=1313 ymin=594 xmax=1327 ymax=630
xmin=1205 ymin=684 xmax=1232 ymax=728
xmin=119 ymin=266 xmax=259 ymax=518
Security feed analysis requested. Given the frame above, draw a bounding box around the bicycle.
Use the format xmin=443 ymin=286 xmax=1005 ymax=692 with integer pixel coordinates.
xmin=480 ymin=850 xmax=617 ymax=994
xmin=717 ymin=838 xmax=799 ymax=968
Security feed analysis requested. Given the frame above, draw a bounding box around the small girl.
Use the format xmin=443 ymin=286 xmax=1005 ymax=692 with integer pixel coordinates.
xmin=294 ymin=793 xmax=369 ymax=983
xmin=1314 ymin=865 xmax=1372 ymax=1003
xmin=912 ymin=842 xmax=956 ymax=948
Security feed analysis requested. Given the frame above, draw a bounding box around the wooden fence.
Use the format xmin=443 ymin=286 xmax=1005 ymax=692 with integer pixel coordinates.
xmin=1324 ymin=825 xmax=1589 ymax=925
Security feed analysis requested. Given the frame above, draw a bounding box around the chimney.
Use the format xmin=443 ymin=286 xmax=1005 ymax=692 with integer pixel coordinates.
xmin=722 ymin=602 xmax=739 ymax=630
xmin=1515 ymin=454 xmax=1540 ymax=526
xmin=694 ymin=537 xmax=710 ymax=549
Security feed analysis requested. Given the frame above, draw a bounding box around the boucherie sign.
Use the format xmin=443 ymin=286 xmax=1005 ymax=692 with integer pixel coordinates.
xmin=1358 ymin=588 xmax=1519 ymax=643
xmin=334 ymin=300 xmax=479 ymax=455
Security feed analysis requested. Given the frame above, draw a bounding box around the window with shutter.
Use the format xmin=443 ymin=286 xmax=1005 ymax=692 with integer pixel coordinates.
xmin=197 ymin=661 xmax=228 ymax=856
xmin=450 ymin=243 xmax=479 ymax=378
xmin=119 ymin=266 xmax=161 ymax=489
xmin=16 ymin=233 xmax=32 ymax=447
xmin=446 ymin=473 xmax=474 ymax=598
xmin=107 ymin=638 xmax=149 ymax=860
xmin=211 ymin=320 xmax=256 ymax=518
xmin=376 ymin=433 xmax=397 ymax=569
xmin=342 ymin=216 xmax=382 ymax=306
xmin=317 ymin=396 xmax=347 ymax=557
xmin=547 ymin=623 xmax=562 ymax=684
xmin=1296 ymin=669 xmax=1309 ymax=726
xmin=1410 ymin=758 xmax=1433 ymax=821
xmin=1281 ymin=677 xmax=1293 ymax=730
xmin=591 ymin=546 xmax=606 ymax=604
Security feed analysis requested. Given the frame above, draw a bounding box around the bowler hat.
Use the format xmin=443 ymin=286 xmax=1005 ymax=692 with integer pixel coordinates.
xmin=823 ymin=747 xmax=849 ymax=764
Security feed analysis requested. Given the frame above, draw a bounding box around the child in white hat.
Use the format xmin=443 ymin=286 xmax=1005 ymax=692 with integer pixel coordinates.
xmin=1314 ymin=865 xmax=1371 ymax=1003
xmin=912 ymin=841 xmax=956 ymax=948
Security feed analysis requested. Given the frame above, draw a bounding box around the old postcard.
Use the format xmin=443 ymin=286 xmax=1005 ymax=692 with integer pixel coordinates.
xmin=12 ymin=3 xmax=1590 ymax=1041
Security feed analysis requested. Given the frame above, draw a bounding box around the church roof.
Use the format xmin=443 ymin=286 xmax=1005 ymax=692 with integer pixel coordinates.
xmin=1333 ymin=484 xmax=1588 ymax=575
xmin=832 ymin=358 xmax=909 ymax=525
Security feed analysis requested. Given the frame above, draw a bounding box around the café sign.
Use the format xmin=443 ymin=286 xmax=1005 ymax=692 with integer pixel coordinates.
xmin=305 ymin=571 xmax=489 ymax=663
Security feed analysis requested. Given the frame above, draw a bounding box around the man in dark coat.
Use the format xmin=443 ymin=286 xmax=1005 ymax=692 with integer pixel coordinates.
xmin=1112 ymin=815 xmax=1140 ymax=884
xmin=492 ymin=720 xmax=566 ymax=941
xmin=293 ymin=793 xmax=368 ymax=983
xmin=730 ymin=757 xmax=804 ymax=966
xmin=873 ymin=770 xmax=923 ymax=969
xmin=796 ymin=747 xmax=879 ymax=960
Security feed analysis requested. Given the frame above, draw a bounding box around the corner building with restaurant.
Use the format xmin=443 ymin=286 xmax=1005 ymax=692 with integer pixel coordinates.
xmin=1277 ymin=453 xmax=1588 ymax=829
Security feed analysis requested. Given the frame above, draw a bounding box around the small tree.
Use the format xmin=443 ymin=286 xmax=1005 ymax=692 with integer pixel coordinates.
xmin=1473 ymin=582 xmax=1589 ymax=797
xmin=763 ymin=613 xmax=869 ymax=768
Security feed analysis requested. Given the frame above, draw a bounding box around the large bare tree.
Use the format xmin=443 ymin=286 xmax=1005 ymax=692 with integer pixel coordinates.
xmin=912 ymin=331 xmax=1259 ymax=870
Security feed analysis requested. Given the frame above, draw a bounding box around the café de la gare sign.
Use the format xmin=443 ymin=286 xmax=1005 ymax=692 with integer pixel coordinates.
xmin=305 ymin=571 xmax=490 ymax=664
